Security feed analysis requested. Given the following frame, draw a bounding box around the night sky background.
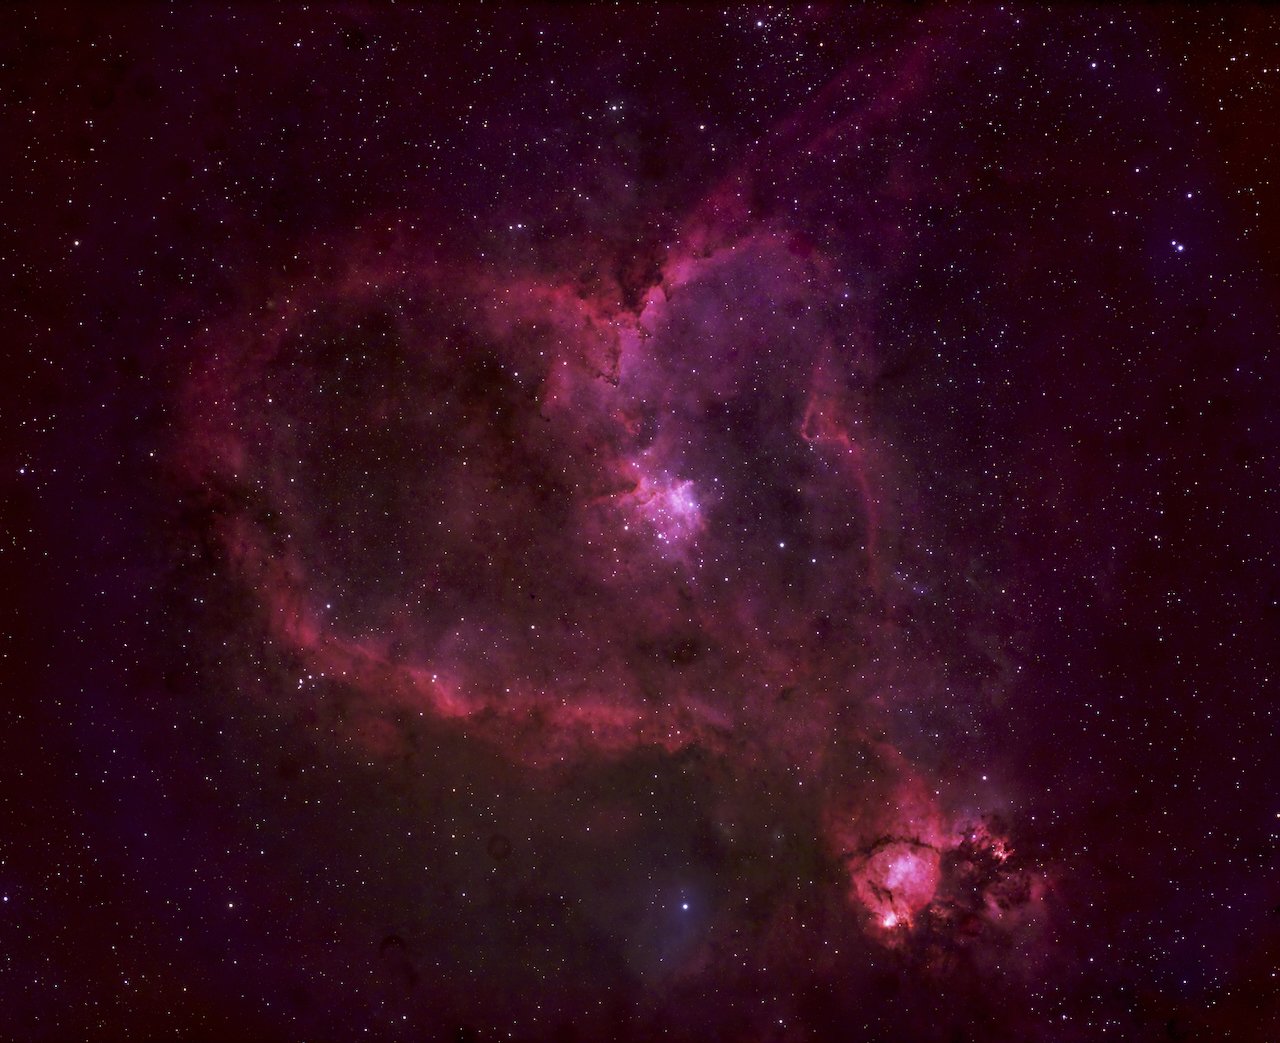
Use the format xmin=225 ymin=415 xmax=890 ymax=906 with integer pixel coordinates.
xmin=4 ymin=4 xmax=1280 ymax=1041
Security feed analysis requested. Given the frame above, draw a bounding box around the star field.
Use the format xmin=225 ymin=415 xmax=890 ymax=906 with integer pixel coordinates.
xmin=3 ymin=5 xmax=1280 ymax=1042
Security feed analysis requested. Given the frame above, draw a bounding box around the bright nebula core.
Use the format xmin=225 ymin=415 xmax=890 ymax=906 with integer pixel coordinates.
xmin=8 ymin=5 xmax=1280 ymax=1042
